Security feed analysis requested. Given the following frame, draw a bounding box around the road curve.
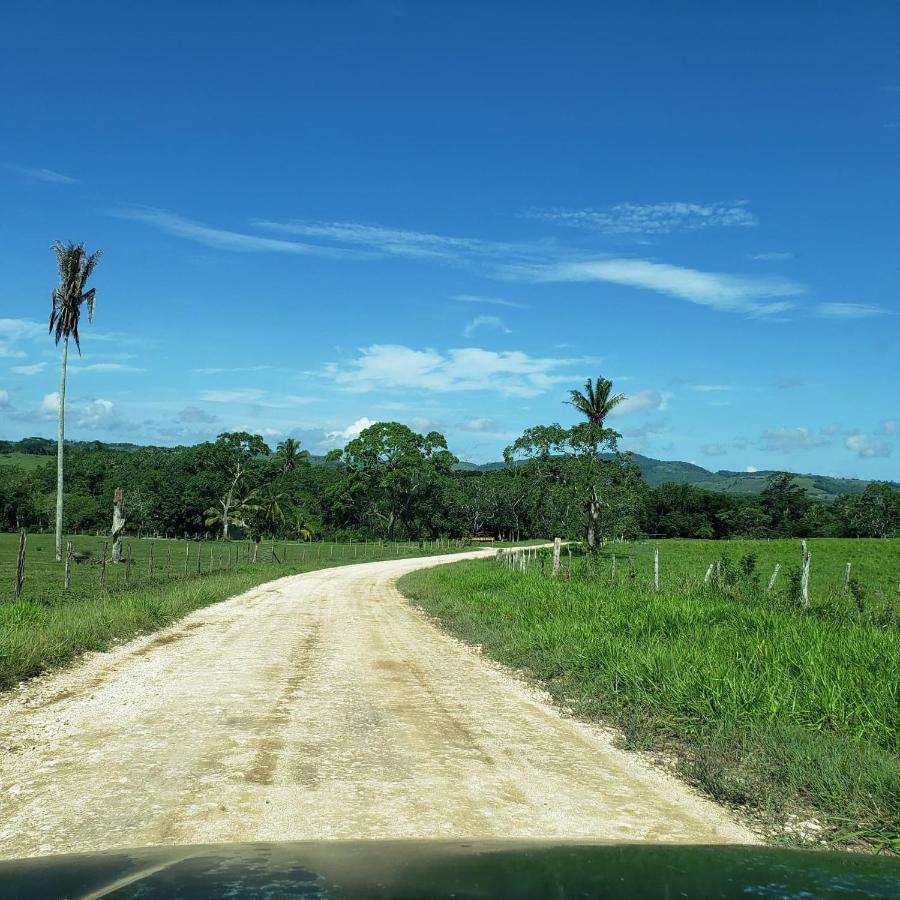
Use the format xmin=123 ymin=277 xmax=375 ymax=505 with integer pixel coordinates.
xmin=0 ymin=550 xmax=756 ymax=859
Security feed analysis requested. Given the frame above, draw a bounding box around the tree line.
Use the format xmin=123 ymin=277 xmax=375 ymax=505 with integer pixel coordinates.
xmin=1 ymin=422 xmax=897 ymax=543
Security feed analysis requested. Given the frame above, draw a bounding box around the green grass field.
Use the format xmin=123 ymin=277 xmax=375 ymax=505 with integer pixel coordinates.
xmin=0 ymin=532 xmax=485 ymax=691
xmin=399 ymin=538 xmax=900 ymax=853
xmin=0 ymin=452 xmax=53 ymax=472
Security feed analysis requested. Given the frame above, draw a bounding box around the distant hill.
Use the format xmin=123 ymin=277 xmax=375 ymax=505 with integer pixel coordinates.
xmin=0 ymin=437 xmax=894 ymax=502
xmin=454 ymin=452 xmax=893 ymax=501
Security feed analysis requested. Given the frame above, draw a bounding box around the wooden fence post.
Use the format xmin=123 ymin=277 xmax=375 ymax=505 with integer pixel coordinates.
xmin=653 ymin=544 xmax=660 ymax=592
xmin=64 ymin=541 xmax=73 ymax=591
xmin=148 ymin=543 xmax=154 ymax=578
xmin=766 ymin=562 xmax=780 ymax=593
xmin=800 ymin=540 xmax=810 ymax=607
xmin=611 ymin=554 xmax=616 ymax=579
xmin=551 ymin=538 xmax=561 ymax=577
xmin=196 ymin=543 xmax=202 ymax=575
xmin=844 ymin=561 xmax=851 ymax=588
xmin=704 ymin=562 xmax=714 ymax=584
xmin=252 ymin=542 xmax=258 ymax=564
xmin=100 ymin=542 xmax=108 ymax=589
xmin=15 ymin=529 xmax=27 ymax=599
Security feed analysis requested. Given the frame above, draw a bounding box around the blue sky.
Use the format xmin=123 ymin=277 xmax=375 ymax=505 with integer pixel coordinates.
xmin=1 ymin=1 xmax=897 ymax=477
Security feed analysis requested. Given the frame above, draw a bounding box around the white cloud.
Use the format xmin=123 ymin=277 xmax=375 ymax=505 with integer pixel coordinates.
xmin=75 ymin=399 xmax=117 ymax=428
xmin=39 ymin=392 xmax=59 ymax=416
xmin=760 ymin=427 xmax=828 ymax=453
xmin=323 ymin=416 xmax=375 ymax=447
xmin=461 ymin=417 xmax=499 ymax=432
xmin=452 ymin=294 xmax=525 ymax=309
xmin=463 ymin=315 xmax=511 ymax=338
xmin=199 ymin=389 xmax=266 ymax=403
xmin=514 ymin=258 xmax=804 ymax=316
xmin=748 ymin=252 xmax=794 ymax=262
xmin=528 ymin=201 xmax=757 ymax=234
xmin=11 ymin=362 xmax=46 ymax=376
xmin=327 ymin=344 xmax=582 ymax=398
xmin=609 ymin=389 xmax=671 ymax=417
xmin=815 ymin=303 xmax=888 ymax=319
xmin=746 ymin=465 xmax=759 ymax=473
xmin=6 ymin=164 xmax=80 ymax=184
xmin=845 ymin=433 xmax=892 ymax=459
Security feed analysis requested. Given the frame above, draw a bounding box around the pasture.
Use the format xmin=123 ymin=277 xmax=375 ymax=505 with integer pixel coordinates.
xmin=399 ymin=537 xmax=900 ymax=852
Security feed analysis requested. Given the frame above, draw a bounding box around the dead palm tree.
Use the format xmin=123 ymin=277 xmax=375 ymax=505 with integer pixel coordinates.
xmin=48 ymin=242 xmax=102 ymax=561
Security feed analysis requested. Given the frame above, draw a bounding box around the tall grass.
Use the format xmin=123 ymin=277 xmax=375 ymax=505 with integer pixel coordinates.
xmin=399 ymin=559 xmax=900 ymax=852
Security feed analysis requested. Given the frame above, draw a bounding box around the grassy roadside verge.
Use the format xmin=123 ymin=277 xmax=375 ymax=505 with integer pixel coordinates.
xmin=1 ymin=542 xmax=493 ymax=692
xmin=398 ymin=559 xmax=900 ymax=853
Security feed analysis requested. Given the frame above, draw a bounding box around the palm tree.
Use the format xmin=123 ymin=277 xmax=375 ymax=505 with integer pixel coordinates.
xmin=204 ymin=489 xmax=259 ymax=538
xmin=48 ymin=241 xmax=102 ymax=562
xmin=276 ymin=438 xmax=307 ymax=474
xmin=292 ymin=507 xmax=316 ymax=542
xmin=567 ymin=377 xmax=625 ymax=429
xmin=256 ymin=485 xmax=288 ymax=535
xmin=567 ymin=377 xmax=625 ymax=549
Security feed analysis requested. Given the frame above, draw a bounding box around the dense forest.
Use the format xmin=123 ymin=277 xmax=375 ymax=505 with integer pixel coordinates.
xmin=1 ymin=426 xmax=897 ymax=542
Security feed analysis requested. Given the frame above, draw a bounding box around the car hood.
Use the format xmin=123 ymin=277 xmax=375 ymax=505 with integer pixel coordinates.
xmin=0 ymin=840 xmax=897 ymax=899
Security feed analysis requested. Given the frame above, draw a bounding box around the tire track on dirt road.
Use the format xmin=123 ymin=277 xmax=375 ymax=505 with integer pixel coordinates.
xmin=0 ymin=550 xmax=756 ymax=859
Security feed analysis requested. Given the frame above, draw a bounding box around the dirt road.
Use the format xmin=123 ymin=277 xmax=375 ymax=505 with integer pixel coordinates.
xmin=0 ymin=551 xmax=756 ymax=859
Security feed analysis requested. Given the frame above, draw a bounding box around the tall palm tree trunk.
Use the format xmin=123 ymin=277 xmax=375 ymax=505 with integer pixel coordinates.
xmin=55 ymin=335 xmax=68 ymax=562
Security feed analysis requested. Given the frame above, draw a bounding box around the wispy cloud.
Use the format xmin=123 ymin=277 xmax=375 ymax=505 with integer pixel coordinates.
xmin=760 ymin=427 xmax=829 ymax=452
xmin=0 ymin=319 xmax=44 ymax=358
xmin=10 ymin=362 xmax=46 ymax=376
xmin=609 ymin=389 xmax=671 ymax=417
xmin=69 ymin=362 xmax=145 ymax=374
xmin=111 ymin=208 xmax=363 ymax=258
xmin=701 ymin=443 xmax=728 ymax=456
xmin=178 ymin=406 xmax=218 ymax=424
xmin=461 ymin=417 xmax=500 ymax=432
xmin=814 ymin=303 xmax=889 ymax=319
xmin=463 ymin=315 xmax=510 ymax=338
xmin=748 ymin=251 xmax=794 ymax=262
xmin=326 ymin=344 xmax=583 ymax=397
xmin=199 ymin=388 xmax=266 ymax=403
xmin=452 ymin=293 xmax=525 ymax=309
xmin=6 ymin=164 xmax=81 ymax=185
xmin=527 ymin=201 xmax=757 ymax=235
xmin=192 ymin=364 xmax=274 ymax=375
xmin=511 ymin=258 xmax=804 ymax=316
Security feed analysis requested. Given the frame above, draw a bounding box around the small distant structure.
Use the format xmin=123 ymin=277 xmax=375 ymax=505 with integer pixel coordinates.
xmin=470 ymin=535 xmax=496 ymax=543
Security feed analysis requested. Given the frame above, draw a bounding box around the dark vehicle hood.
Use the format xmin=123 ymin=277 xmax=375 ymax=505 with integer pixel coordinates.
xmin=0 ymin=840 xmax=897 ymax=899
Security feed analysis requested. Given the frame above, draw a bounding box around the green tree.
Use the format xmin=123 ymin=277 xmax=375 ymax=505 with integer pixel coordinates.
xmin=48 ymin=241 xmax=102 ymax=561
xmin=760 ymin=472 xmax=810 ymax=536
xmin=327 ymin=422 xmax=457 ymax=538
xmin=275 ymin=438 xmax=308 ymax=474
xmin=207 ymin=432 xmax=269 ymax=540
